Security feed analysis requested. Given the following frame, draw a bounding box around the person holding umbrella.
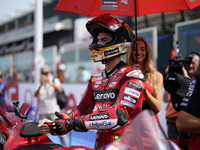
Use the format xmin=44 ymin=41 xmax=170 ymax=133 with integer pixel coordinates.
xmin=126 ymin=36 xmax=163 ymax=119
xmin=38 ymin=13 xmax=147 ymax=149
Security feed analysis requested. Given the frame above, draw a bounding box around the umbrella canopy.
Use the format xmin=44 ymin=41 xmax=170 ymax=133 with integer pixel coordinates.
xmin=54 ymin=0 xmax=200 ymax=63
xmin=54 ymin=0 xmax=200 ymax=17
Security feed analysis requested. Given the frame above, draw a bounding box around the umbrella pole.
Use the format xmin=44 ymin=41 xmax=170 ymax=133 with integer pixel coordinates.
xmin=134 ymin=0 xmax=138 ymax=64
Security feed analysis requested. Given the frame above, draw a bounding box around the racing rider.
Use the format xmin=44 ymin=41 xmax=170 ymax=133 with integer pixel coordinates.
xmin=38 ymin=13 xmax=147 ymax=149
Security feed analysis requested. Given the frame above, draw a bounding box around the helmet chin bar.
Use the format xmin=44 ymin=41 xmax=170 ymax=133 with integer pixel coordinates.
xmin=101 ymin=55 xmax=119 ymax=64
xmin=89 ymin=42 xmax=130 ymax=62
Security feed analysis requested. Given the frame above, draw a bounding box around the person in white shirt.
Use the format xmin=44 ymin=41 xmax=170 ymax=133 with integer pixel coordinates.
xmin=34 ymin=64 xmax=67 ymax=147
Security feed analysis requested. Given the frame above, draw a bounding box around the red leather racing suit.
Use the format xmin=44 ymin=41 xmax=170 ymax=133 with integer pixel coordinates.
xmin=67 ymin=61 xmax=146 ymax=149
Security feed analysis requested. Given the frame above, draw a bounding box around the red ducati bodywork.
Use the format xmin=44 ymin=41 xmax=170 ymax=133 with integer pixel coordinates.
xmin=0 ymin=102 xmax=180 ymax=150
xmin=0 ymin=103 xmax=92 ymax=150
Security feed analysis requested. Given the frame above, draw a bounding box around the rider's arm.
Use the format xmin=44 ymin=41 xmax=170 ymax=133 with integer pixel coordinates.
xmin=48 ymin=77 xmax=146 ymax=135
xmin=67 ymin=79 xmax=96 ymax=118
xmin=38 ymin=80 xmax=95 ymax=131
xmin=48 ymin=69 xmax=147 ymax=135
xmin=82 ymin=77 xmax=146 ymax=131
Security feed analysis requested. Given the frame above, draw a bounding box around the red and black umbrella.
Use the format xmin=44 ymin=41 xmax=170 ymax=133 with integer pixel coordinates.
xmin=54 ymin=0 xmax=200 ymax=62
xmin=55 ymin=0 xmax=200 ymax=17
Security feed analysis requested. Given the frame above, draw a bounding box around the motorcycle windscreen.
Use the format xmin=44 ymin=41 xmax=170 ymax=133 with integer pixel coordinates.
xmin=105 ymin=110 xmax=180 ymax=150
xmin=20 ymin=103 xmax=38 ymax=122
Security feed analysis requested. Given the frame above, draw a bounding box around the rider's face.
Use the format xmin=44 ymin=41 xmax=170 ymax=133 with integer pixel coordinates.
xmin=97 ymin=32 xmax=113 ymax=45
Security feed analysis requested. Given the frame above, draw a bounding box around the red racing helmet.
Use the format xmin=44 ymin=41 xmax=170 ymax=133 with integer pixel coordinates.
xmin=86 ymin=13 xmax=134 ymax=62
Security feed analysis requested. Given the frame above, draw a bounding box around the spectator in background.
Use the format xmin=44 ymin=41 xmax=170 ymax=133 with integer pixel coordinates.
xmin=163 ymin=51 xmax=200 ymax=143
xmin=163 ymin=65 xmax=179 ymax=141
xmin=183 ymin=52 xmax=200 ymax=79
xmin=56 ymin=63 xmax=66 ymax=83
xmin=126 ymin=36 xmax=163 ymax=119
xmin=0 ymin=71 xmax=6 ymax=108
xmin=34 ymin=65 xmax=67 ymax=147
xmin=163 ymin=90 xmax=179 ymax=141
xmin=13 ymin=72 xmax=21 ymax=82
xmin=176 ymin=51 xmax=200 ymax=150
xmin=76 ymin=66 xmax=91 ymax=83
xmin=57 ymin=63 xmax=70 ymax=82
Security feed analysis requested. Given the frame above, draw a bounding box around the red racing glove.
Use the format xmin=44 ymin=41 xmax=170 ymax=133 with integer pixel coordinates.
xmin=55 ymin=111 xmax=71 ymax=119
xmin=48 ymin=116 xmax=88 ymax=135
xmin=48 ymin=118 xmax=74 ymax=135
xmin=73 ymin=116 xmax=88 ymax=132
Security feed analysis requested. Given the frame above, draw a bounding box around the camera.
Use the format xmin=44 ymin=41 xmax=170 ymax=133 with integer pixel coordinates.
xmin=168 ymin=55 xmax=193 ymax=75
xmin=164 ymin=55 xmax=193 ymax=111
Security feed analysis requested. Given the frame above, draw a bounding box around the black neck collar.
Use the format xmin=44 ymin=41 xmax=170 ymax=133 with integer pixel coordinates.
xmin=104 ymin=61 xmax=127 ymax=78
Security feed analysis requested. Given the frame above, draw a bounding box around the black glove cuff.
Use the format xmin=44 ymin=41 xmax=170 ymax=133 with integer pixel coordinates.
xmin=65 ymin=119 xmax=73 ymax=131
xmin=73 ymin=116 xmax=88 ymax=132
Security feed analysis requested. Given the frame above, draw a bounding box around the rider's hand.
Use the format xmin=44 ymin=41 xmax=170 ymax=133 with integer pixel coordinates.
xmin=48 ymin=116 xmax=88 ymax=135
xmin=55 ymin=111 xmax=71 ymax=119
xmin=38 ymin=118 xmax=52 ymax=134
xmin=73 ymin=116 xmax=88 ymax=132
xmin=48 ymin=118 xmax=74 ymax=135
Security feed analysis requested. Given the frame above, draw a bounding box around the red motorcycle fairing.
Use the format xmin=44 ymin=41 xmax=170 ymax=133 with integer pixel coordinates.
xmin=52 ymin=145 xmax=93 ymax=150
xmin=0 ymin=106 xmax=60 ymax=150
xmin=0 ymin=106 xmax=24 ymax=150
xmin=1 ymin=102 xmax=180 ymax=150
xmin=0 ymin=104 xmax=92 ymax=150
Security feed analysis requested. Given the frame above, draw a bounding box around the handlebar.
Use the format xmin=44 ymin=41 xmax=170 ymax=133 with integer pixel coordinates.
xmin=12 ymin=101 xmax=28 ymax=119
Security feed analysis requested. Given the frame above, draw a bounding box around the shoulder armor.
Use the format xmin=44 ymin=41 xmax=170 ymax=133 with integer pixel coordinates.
xmin=125 ymin=67 xmax=146 ymax=81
